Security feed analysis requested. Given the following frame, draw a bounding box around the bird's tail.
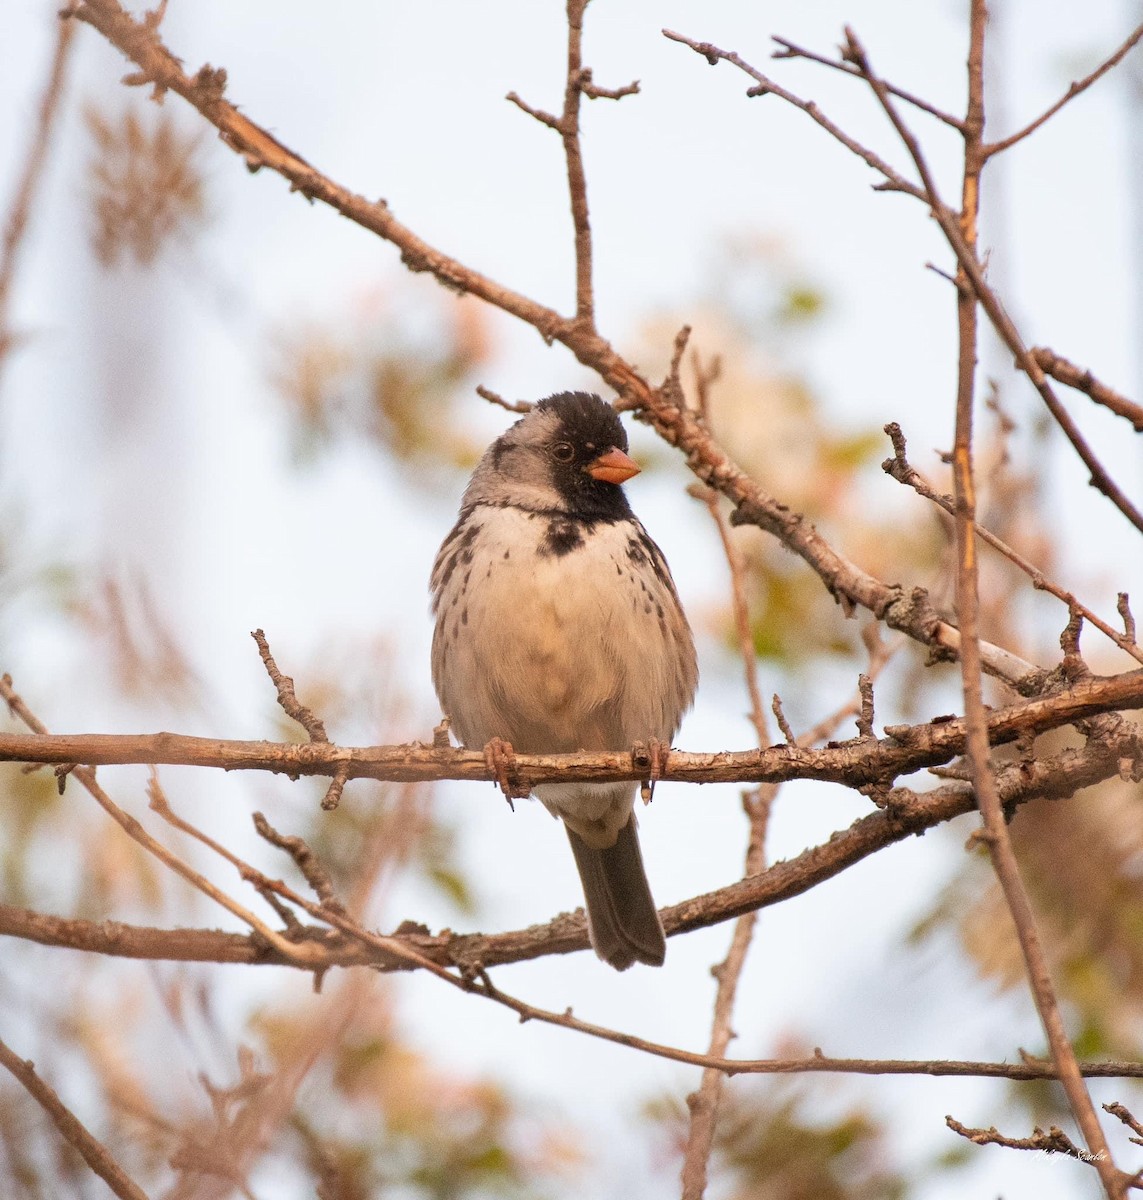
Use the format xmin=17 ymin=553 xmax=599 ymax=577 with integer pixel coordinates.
xmin=566 ymin=816 xmax=666 ymax=970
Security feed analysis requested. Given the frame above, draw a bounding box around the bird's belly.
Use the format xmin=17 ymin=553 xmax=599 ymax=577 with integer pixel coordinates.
xmin=466 ymin=546 xmax=622 ymax=746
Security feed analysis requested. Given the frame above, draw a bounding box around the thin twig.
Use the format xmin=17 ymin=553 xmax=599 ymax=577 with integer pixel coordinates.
xmin=855 ymin=673 xmax=875 ymax=738
xmin=0 ymin=676 xmax=326 ymax=967
xmin=1031 ymin=347 xmax=1143 ymax=433
xmin=770 ymin=34 xmax=964 ymax=130
xmin=577 ymin=67 xmax=640 ymax=101
xmin=252 ymin=811 xmax=347 ymax=914
xmin=945 ymin=1115 xmax=1097 ymax=1163
xmin=770 ymin=694 xmax=795 ymax=745
xmin=983 ymin=22 xmax=1143 ymax=157
xmin=475 ymin=384 xmax=531 ymax=413
xmin=669 ymin=23 xmax=1143 ymax=535
xmin=509 ymin=0 xmax=598 ymax=325
xmin=1104 ymin=1102 xmax=1143 ymax=1147
xmin=1119 ymin=594 xmax=1137 ymax=645
xmin=251 ymin=629 xmax=328 ymax=743
xmin=0 ymin=1033 xmax=150 ymax=1200
xmin=882 ymin=422 xmax=1143 ymax=666
xmin=662 ymin=28 xmax=925 ymax=201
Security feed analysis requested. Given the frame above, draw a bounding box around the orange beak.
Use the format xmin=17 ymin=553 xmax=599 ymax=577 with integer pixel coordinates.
xmin=586 ymin=447 xmax=640 ymax=485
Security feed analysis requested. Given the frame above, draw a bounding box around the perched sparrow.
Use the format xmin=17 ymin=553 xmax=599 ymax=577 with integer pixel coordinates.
xmin=430 ymin=391 xmax=697 ymax=970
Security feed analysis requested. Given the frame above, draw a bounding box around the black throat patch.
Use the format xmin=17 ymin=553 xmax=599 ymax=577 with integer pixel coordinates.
xmin=538 ymin=516 xmax=588 ymax=558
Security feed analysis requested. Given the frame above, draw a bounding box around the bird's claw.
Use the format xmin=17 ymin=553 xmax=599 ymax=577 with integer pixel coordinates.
xmin=632 ymin=737 xmax=670 ymax=804
xmin=483 ymin=737 xmax=523 ymax=808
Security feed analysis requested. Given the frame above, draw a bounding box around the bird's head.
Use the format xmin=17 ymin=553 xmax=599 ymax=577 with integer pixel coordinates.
xmin=462 ymin=391 xmax=639 ymax=519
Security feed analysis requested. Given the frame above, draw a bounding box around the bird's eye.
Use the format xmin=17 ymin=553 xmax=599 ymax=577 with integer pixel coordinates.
xmin=551 ymin=442 xmax=575 ymax=463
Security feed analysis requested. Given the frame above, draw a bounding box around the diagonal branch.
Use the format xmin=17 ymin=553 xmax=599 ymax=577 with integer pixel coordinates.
xmin=1031 ymin=346 xmax=1143 ymax=432
xmin=882 ymin=422 xmax=1143 ymax=666
xmin=0 ymin=1033 xmax=149 ymax=1200
xmin=667 ymin=24 xmax=1143 ymax=536
xmin=770 ymin=34 xmax=964 ymax=130
xmin=983 ymin=22 xmax=1143 ymax=157
xmin=662 ymin=29 xmax=925 ymax=200
xmin=65 ymin=0 xmax=1053 ymax=698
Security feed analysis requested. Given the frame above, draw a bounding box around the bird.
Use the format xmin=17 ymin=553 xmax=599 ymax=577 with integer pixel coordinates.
xmin=430 ymin=390 xmax=697 ymax=970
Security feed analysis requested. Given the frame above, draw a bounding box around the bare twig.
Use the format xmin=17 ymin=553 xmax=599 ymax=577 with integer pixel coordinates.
xmin=945 ymin=1115 xmax=1099 ymax=1163
xmin=797 ymin=627 xmax=900 ymax=749
xmin=667 ymin=23 xmax=1143 ymax=536
xmin=251 ymin=629 xmax=328 ymax=743
xmin=508 ymin=0 xmax=599 ymax=325
xmin=771 ymin=34 xmax=964 ymax=130
xmin=1104 ymin=1102 xmax=1143 ymax=1147
xmin=252 ymin=811 xmax=347 ymax=915
xmin=0 ymin=1033 xmax=149 ymax=1200
xmin=1031 ymin=347 xmax=1143 ymax=432
xmin=882 ymin=422 xmax=1143 ymax=666
xmin=577 ymin=67 xmax=640 ymax=101
xmin=770 ymin=694 xmax=795 ymax=745
xmin=0 ymin=676 xmax=327 ymax=967
xmin=856 ymin=673 xmax=875 ymax=738
xmin=983 ymin=22 xmax=1143 ymax=157
xmin=475 ymin=384 xmax=531 ymax=413
xmin=1119 ymin=594 xmax=1137 ymax=645
xmin=662 ymin=28 xmax=925 ymax=200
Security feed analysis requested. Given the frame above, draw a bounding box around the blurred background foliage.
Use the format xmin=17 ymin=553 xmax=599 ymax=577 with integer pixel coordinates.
xmin=0 ymin=9 xmax=1140 ymax=1199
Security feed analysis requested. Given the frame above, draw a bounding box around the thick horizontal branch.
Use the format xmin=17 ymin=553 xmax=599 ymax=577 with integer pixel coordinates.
xmin=3 ymin=712 xmax=1138 ymax=970
xmin=3 ymin=668 xmax=1142 ymax=790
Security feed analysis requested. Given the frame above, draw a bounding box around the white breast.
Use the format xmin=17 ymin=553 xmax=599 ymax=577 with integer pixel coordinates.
xmin=431 ymin=506 xmax=696 ymax=756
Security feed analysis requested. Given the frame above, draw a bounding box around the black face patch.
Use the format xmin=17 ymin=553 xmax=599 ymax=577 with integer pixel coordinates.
xmin=539 ymin=516 xmax=586 ymax=558
xmin=526 ymin=393 xmax=636 ymax=522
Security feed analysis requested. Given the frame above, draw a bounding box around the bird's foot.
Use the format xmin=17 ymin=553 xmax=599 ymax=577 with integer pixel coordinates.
xmin=632 ymin=737 xmax=671 ymax=804
xmin=483 ymin=737 xmax=523 ymax=808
